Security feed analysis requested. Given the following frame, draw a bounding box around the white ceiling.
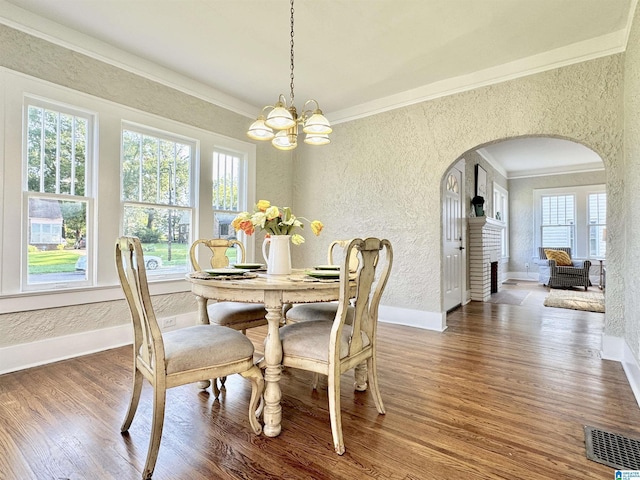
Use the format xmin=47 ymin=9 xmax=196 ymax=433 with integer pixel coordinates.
xmin=0 ymin=0 xmax=633 ymax=176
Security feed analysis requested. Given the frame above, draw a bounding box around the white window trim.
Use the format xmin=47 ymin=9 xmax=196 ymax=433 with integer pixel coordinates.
xmin=0 ymin=68 xmax=256 ymax=313
xmin=493 ymin=182 xmax=509 ymax=259
xmin=533 ymin=184 xmax=605 ymax=259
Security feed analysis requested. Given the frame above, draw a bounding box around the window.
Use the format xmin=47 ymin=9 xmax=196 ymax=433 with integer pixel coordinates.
xmin=23 ymin=100 xmax=93 ymax=288
xmin=541 ymin=194 xmax=575 ymax=248
xmin=121 ymin=125 xmax=195 ymax=277
xmin=2 ymin=69 xmax=256 ymax=311
xmin=493 ymin=183 xmax=509 ymax=257
xmin=212 ymin=149 xmax=244 ymax=237
xmin=588 ymin=192 xmax=607 ymax=257
xmin=534 ymin=185 xmax=605 ymax=259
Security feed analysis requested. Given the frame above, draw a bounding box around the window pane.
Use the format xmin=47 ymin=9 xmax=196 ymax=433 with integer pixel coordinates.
xmin=588 ymin=192 xmax=606 ymax=257
xmin=27 ymin=105 xmax=88 ymax=196
xmin=122 ymin=129 xmax=192 ymax=206
xmin=213 ymin=151 xmax=240 ymax=211
xmin=542 ymin=194 xmax=575 ymax=248
xmin=27 ymin=197 xmax=88 ymax=285
xmin=123 ymin=205 xmax=191 ymax=275
xmin=542 ymin=226 xmax=573 ymax=247
xmin=122 ymin=130 xmax=142 ymax=201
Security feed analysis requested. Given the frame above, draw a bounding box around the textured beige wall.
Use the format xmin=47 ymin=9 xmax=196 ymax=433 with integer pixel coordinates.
xmin=0 ymin=24 xmax=292 ymax=347
xmin=624 ymin=4 xmax=640 ymax=358
xmin=508 ymin=170 xmax=606 ymax=274
xmin=295 ymin=55 xmax=624 ymax=333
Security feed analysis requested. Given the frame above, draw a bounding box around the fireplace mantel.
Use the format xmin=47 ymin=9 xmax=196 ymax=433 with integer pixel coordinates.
xmin=468 ymin=216 xmax=506 ymax=231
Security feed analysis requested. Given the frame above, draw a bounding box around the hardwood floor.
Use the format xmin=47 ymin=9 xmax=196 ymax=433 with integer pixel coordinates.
xmin=1 ymin=281 xmax=638 ymax=479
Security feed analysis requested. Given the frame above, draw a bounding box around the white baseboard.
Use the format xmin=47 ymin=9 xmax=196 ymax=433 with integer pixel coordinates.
xmin=0 ymin=312 xmax=197 ymax=375
xmin=379 ymin=305 xmax=447 ymax=332
xmin=602 ymin=334 xmax=640 ymax=408
xmin=505 ymin=271 xmax=540 ymax=282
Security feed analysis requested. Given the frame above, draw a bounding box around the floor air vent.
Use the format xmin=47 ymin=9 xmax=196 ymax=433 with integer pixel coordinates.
xmin=585 ymin=425 xmax=640 ymax=470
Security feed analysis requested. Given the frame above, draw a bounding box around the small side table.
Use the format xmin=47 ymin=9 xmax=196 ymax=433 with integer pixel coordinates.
xmin=596 ymin=259 xmax=605 ymax=290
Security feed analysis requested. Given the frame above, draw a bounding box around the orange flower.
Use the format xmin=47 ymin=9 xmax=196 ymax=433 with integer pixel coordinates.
xmin=239 ymin=220 xmax=254 ymax=235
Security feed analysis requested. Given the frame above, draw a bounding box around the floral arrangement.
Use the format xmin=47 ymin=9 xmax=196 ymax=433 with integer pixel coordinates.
xmin=231 ymin=199 xmax=323 ymax=245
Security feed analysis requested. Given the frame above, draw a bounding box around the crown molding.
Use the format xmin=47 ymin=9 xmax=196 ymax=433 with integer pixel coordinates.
xmin=328 ymin=30 xmax=628 ymax=124
xmin=0 ymin=0 xmax=258 ymax=119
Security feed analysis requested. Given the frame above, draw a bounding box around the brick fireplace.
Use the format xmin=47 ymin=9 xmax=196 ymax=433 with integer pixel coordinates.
xmin=468 ymin=216 xmax=506 ymax=302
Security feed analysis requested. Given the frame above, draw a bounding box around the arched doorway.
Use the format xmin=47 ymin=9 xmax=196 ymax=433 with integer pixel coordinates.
xmin=442 ymin=136 xmax=606 ymax=315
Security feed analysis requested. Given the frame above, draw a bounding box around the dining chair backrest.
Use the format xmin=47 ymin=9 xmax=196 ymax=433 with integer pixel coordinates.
xmin=332 ymin=238 xmax=392 ymax=362
xmin=190 ymin=238 xmax=246 ymax=271
xmin=327 ymin=239 xmax=360 ymax=272
xmin=115 ymin=236 xmax=165 ymax=377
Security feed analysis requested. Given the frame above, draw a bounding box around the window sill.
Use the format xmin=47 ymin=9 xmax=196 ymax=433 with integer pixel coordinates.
xmin=0 ymin=278 xmax=190 ymax=314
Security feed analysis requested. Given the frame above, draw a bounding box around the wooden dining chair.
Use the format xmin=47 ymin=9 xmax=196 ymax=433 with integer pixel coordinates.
xmin=189 ymin=238 xmax=268 ymax=333
xmin=278 ymin=237 xmax=393 ymax=455
xmin=116 ymin=236 xmax=263 ymax=479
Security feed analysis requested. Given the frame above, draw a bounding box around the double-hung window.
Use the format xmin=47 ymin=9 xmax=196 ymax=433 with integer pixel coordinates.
xmin=211 ymin=149 xmax=247 ymax=265
xmin=23 ymin=98 xmax=94 ymax=289
xmin=541 ymin=194 xmax=575 ymax=248
xmin=121 ymin=124 xmax=195 ymax=278
xmin=534 ymin=185 xmax=605 ymax=259
xmin=588 ymin=192 xmax=607 ymax=257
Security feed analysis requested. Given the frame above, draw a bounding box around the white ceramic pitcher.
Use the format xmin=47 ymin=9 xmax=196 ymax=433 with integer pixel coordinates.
xmin=262 ymin=235 xmax=292 ymax=275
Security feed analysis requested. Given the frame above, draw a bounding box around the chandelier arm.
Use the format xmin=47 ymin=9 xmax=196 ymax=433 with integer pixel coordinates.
xmin=289 ymin=0 xmax=295 ymax=106
xmin=247 ymin=0 xmax=330 ymax=149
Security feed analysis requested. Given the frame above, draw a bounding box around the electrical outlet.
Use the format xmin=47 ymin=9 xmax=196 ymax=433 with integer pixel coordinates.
xmin=163 ymin=316 xmax=176 ymax=328
xmin=525 ymin=262 xmax=529 ymax=269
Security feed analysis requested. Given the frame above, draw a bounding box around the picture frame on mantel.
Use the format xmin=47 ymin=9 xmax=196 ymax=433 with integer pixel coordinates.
xmin=475 ymin=164 xmax=487 ymax=198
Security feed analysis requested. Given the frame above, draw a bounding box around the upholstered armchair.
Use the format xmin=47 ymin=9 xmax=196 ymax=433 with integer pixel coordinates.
xmin=535 ymin=247 xmax=591 ymax=290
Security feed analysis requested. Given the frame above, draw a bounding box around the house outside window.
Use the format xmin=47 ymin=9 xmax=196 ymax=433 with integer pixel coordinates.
xmin=23 ymin=99 xmax=93 ymax=288
xmin=121 ymin=124 xmax=195 ymax=277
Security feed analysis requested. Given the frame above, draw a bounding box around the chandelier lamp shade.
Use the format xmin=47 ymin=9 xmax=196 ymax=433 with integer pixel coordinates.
xmin=246 ymin=0 xmax=332 ymax=151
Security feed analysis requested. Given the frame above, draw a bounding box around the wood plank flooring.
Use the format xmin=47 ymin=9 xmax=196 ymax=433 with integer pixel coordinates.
xmin=1 ymin=282 xmax=639 ymax=479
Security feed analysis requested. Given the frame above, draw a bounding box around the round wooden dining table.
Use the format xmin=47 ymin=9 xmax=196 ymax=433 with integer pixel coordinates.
xmin=186 ymin=270 xmax=344 ymax=437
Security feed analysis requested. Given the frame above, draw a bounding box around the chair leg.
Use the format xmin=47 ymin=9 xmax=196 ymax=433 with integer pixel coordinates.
xmin=353 ymin=361 xmax=368 ymax=391
xmin=367 ymin=356 xmax=386 ymax=415
xmin=311 ymin=372 xmax=320 ymax=390
xmin=212 ymin=378 xmax=220 ymax=398
xmin=240 ymin=366 xmax=264 ymax=435
xmin=121 ymin=368 xmax=144 ymax=432
xmin=327 ymin=368 xmax=345 ymax=455
xmin=143 ymin=384 xmax=166 ymax=480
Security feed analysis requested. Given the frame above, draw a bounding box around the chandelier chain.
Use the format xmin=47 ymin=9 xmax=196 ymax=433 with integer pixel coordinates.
xmin=289 ymin=0 xmax=295 ymax=105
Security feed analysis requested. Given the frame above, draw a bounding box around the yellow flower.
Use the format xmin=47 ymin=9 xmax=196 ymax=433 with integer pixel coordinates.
xmin=291 ymin=234 xmax=305 ymax=245
xmin=256 ymin=199 xmax=271 ymax=212
xmin=310 ymin=220 xmax=323 ymax=236
xmin=265 ymin=206 xmax=280 ymax=220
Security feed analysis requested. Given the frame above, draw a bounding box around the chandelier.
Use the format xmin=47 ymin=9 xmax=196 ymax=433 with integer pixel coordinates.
xmin=246 ymin=0 xmax=332 ymax=151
